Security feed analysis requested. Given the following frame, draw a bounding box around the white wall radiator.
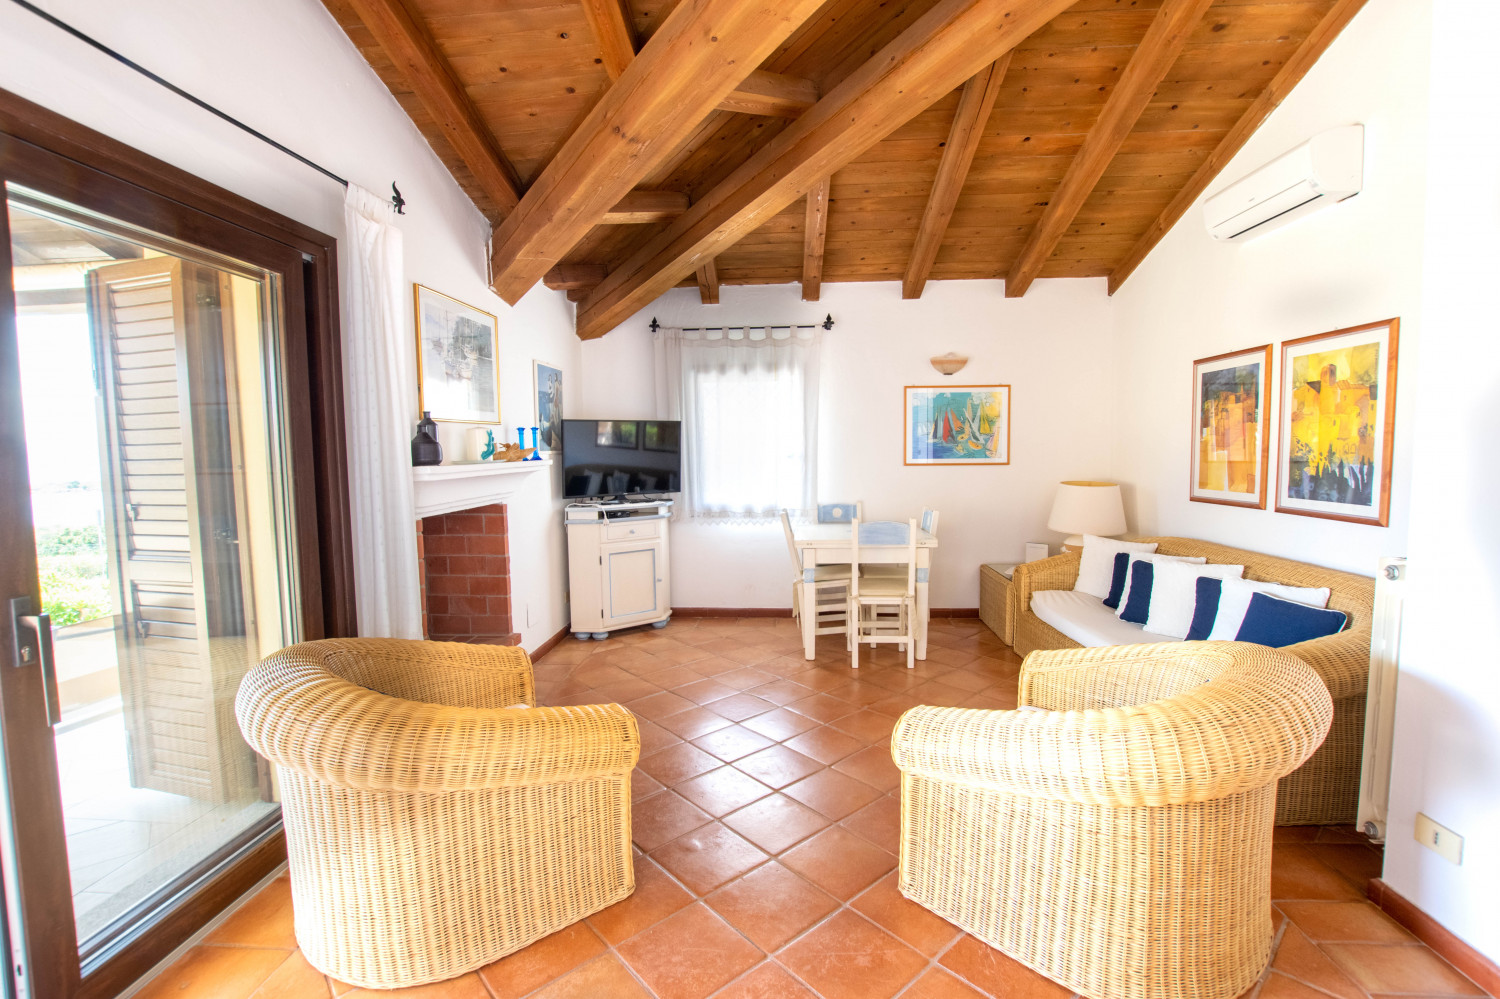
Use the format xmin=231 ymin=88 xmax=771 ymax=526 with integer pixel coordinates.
xmin=1358 ymin=555 xmax=1407 ymax=842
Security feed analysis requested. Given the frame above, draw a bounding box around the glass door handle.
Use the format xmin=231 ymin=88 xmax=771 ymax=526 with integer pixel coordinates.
xmin=9 ymin=599 xmax=61 ymax=727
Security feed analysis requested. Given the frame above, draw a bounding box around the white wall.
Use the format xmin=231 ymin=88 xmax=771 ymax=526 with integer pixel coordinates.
xmin=1380 ymin=0 xmax=1500 ymax=963
xmin=579 ymin=279 xmax=1117 ymax=609
xmin=1108 ymin=0 xmax=1431 ymax=575
xmin=0 ymin=0 xmax=581 ymax=651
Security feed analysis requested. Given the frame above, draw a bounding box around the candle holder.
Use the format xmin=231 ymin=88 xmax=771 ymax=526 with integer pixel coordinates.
xmin=528 ymin=426 xmax=543 ymax=459
xmin=517 ymin=427 xmax=528 ymax=451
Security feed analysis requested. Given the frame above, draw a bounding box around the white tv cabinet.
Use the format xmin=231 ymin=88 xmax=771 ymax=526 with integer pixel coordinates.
xmin=565 ymin=499 xmax=673 ymax=640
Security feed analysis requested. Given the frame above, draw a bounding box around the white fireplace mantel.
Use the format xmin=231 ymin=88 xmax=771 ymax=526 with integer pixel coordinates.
xmin=411 ymin=459 xmax=553 ymax=518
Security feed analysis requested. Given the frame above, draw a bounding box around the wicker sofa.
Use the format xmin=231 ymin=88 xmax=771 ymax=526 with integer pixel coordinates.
xmin=893 ymin=641 xmax=1334 ymax=999
xmin=1009 ymin=537 xmax=1373 ymax=825
xmin=236 ymin=638 xmax=640 ymax=989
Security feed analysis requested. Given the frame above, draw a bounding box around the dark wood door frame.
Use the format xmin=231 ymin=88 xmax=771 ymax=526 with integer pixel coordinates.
xmin=0 ymin=85 xmax=356 ymax=999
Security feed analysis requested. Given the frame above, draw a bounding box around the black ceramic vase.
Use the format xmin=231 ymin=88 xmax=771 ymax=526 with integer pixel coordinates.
xmin=411 ymin=411 xmax=443 ymax=466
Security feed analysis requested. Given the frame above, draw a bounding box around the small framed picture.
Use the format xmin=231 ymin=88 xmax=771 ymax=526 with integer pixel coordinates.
xmin=1190 ymin=345 xmax=1272 ymax=509
xmin=533 ymin=360 xmax=563 ymax=452
xmin=904 ymin=385 xmax=1010 ymax=465
xmin=1276 ymin=318 xmax=1399 ymax=526
xmin=413 ymin=284 xmax=499 ymax=423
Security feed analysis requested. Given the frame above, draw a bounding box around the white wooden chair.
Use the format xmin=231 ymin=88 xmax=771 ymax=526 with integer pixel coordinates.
xmin=817 ymin=501 xmax=864 ymax=524
xmin=781 ymin=509 xmax=852 ymax=637
xmin=864 ymin=508 xmax=937 ymax=580
xmin=847 ymin=518 xmax=918 ymax=669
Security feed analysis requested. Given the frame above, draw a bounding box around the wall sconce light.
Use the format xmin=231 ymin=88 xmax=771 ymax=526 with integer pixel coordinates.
xmin=930 ymin=352 xmax=968 ymax=376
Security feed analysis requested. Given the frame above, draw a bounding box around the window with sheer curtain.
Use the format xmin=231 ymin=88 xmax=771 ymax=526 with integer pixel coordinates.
xmin=654 ymin=326 xmax=821 ymax=520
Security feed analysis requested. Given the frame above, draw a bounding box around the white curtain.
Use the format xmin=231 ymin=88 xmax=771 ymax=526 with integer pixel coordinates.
xmin=342 ymin=184 xmax=422 ymax=638
xmin=654 ymin=325 xmax=820 ymax=520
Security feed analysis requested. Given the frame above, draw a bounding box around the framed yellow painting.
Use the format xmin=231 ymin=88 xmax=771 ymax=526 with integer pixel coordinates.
xmin=1276 ymin=318 xmax=1399 ymax=526
xmin=1191 ymin=344 xmax=1271 ymax=508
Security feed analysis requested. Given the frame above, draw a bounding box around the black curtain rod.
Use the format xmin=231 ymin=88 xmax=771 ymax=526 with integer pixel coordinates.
xmin=649 ymin=314 xmax=834 ymax=333
xmin=7 ymin=0 xmax=407 ymax=214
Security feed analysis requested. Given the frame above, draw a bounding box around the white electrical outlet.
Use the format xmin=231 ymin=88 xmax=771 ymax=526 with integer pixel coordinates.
xmin=1414 ymin=813 xmax=1463 ymax=865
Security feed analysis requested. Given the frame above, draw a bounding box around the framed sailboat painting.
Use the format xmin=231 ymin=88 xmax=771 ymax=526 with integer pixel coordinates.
xmin=904 ymin=385 xmax=1010 ymax=465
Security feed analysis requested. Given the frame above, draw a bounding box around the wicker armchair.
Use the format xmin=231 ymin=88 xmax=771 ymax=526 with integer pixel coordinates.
xmin=1010 ymin=538 xmax=1373 ymax=825
xmin=235 ymin=639 xmax=640 ymax=989
xmin=893 ymin=641 xmax=1333 ymax=999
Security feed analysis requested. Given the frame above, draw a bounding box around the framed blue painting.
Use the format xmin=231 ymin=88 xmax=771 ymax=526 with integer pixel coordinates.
xmin=904 ymin=385 xmax=1010 ymax=465
xmin=533 ymin=360 xmax=563 ymax=452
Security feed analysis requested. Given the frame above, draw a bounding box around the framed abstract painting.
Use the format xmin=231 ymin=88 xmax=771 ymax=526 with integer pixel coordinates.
xmin=904 ymin=385 xmax=1010 ymax=465
xmin=1190 ymin=345 xmax=1272 ymax=508
xmin=1276 ymin=318 xmax=1399 ymax=526
xmin=533 ymin=360 xmax=563 ymax=452
xmin=413 ymin=284 xmax=500 ymax=423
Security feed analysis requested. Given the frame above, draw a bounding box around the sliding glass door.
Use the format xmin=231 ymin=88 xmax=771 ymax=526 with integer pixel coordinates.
xmin=0 ymin=93 xmax=351 ymax=999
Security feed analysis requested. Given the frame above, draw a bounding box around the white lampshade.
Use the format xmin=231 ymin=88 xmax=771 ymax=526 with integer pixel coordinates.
xmin=1047 ymin=480 xmax=1126 ymax=548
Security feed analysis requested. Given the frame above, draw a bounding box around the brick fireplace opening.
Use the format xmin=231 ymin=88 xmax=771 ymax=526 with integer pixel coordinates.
xmin=416 ymin=502 xmax=519 ymax=646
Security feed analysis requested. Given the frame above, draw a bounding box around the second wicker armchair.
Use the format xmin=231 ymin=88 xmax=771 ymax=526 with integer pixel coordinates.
xmin=892 ymin=640 xmax=1333 ymax=999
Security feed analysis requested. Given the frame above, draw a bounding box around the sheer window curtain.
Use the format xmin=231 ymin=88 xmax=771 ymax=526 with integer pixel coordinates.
xmin=342 ymin=184 xmax=422 ymax=637
xmin=654 ymin=326 xmax=820 ymax=520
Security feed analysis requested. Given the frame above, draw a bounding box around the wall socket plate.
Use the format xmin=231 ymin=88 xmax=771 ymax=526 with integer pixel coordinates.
xmin=1414 ymin=812 xmax=1463 ymax=865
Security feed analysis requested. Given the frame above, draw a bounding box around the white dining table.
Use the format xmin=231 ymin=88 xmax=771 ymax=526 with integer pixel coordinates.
xmin=790 ymin=520 xmax=938 ymax=661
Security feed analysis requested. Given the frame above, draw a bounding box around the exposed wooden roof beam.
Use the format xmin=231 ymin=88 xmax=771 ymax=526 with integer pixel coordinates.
xmin=488 ymin=0 xmax=827 ymax=305
xmin=902 ymin=55 xmax=1009 ymax=300
xmin=575 ymin=0 xmax=1078 ymax=340
xmin=696 ymin=259 xmax=720 ymax=304
xmin=801 ymin=177 xmax=830 ymax=302
xmin=580 ymin=0 xmax=636 ymax=82
xmin=601 ymin=190 xmax=690 ymax=224
xmin=1003 ymin=0 xmax=1215 ymax=299
xmin=720 ymin=71 xmax=819 ymax=118
xmin=1108 ymin=0 xmax=1371 ymax=295
xmin=543 ymin=263 xmax=608 ymax=290
xmin=345 ymin=0 xmax=522 ymax=216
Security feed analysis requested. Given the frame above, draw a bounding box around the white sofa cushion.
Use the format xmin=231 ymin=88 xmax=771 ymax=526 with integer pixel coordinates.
xmin=1031 ymin=589 xmax=1180 ymax=648
xmin=1143 ymin=561 xmax=1246 ymax=640
xmin=1074 ymin=536 xmax=1159 ymax=599
xmin=1114 ymin=554 xmax=1207 ymax=621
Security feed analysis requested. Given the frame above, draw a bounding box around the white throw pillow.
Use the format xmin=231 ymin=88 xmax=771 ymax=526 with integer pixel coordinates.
xmin=1206 ymin=578 xmax=1333 ymax=641
xmin=1114 ymin=554 xmax=1206 ymax=619
xmin=1143 ymin=561 xmax=1246 ymax=640
xmin=1074 ymin=535 xmax=1158 ymax=599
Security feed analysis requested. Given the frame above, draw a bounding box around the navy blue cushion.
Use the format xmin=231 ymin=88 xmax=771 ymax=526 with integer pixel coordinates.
xmin=1102 ymin=551 xmax=1132 ymax=609
xmin=1186 ymin=577 xmax=1223 ymax=641
xmin=1235 ymin=592 xmax=1348 ymax=647
xmin=1118 ymin=561 xmax=1155 ymax=625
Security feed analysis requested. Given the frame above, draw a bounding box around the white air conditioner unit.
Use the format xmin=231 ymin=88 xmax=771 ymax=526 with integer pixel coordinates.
xmin=1203 ymin=124 xmax=1364 ymax=242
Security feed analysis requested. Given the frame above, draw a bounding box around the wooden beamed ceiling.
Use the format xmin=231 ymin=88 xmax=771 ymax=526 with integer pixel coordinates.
xmin=324 ymin=0 xmax=1370 ymax=338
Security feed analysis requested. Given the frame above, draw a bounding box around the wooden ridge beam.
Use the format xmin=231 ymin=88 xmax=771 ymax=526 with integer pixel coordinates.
xmin=1107 ymin=0 xmax=1372 ymax=295
xmin=488 ymin=0 xmax=826 ymax=305
xmin=580 ymin=0 xmax=636 ymax=81
xmin=902 ymin=55 xmax=1009 ymax=300
xmin=801 ymin=177 xmax=831 ymax=302
xmin=345 ymin=0 xmax=522 ymax=216
xmin=543 ymin=263 xmax=608 ymax=290
xmin=601 ymin=190 xmax=690 ymax=224
xmin=720 ymin=70 xmax=819 ymax=118
xmin=1003 ymin=0 xmax=1215 ymax=299
xmin=575 ymin=0 xmax=1078 ymax=340
xmin=696 ymin=259 xmax=720 ymax=304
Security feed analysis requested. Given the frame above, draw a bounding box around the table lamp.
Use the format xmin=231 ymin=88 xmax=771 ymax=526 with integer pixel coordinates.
xmin=1047 ymin=481 xmax=1126 ymax=549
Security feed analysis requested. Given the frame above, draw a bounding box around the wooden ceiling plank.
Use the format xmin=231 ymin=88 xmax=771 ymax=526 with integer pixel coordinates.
xmin=575 ymin=0 xmax=1080 ymax=340
xmin=696 ymin=258 xmax=720 ymax=304
xmin=344 ymin=0 xmax=523 ymax=215
xmin=901 ymin=53 xmax=1009 ymax=300
xmin=1108 ymin=0 xmax=1370 ymax=294
xmin=801 ymin=176 xmax=831 ymax=301
xmin=487 ymin=0 xmax=828 ymax=304
xmin=601 ymin=190 xmax=690 ymax=223
xmin=1003 ymin=0 xmax=1216 ymax=299
xmin=580 ymin=0 xmax=637 ymax=81
xmin=543 ymin=262 xmax=608 ymax=289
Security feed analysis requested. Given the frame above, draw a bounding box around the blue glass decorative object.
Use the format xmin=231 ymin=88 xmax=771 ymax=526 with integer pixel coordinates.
xmin=528 ymin=426 xmax=542 ymax=459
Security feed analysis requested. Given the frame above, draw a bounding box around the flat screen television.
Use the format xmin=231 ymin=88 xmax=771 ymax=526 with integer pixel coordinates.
xmin=561 ymin=419 xmax=682 ymax=500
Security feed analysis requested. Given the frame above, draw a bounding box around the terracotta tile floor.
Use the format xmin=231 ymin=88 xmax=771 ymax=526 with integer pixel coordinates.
xmin=137 ymin=618 xmax=1491 ymax=999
